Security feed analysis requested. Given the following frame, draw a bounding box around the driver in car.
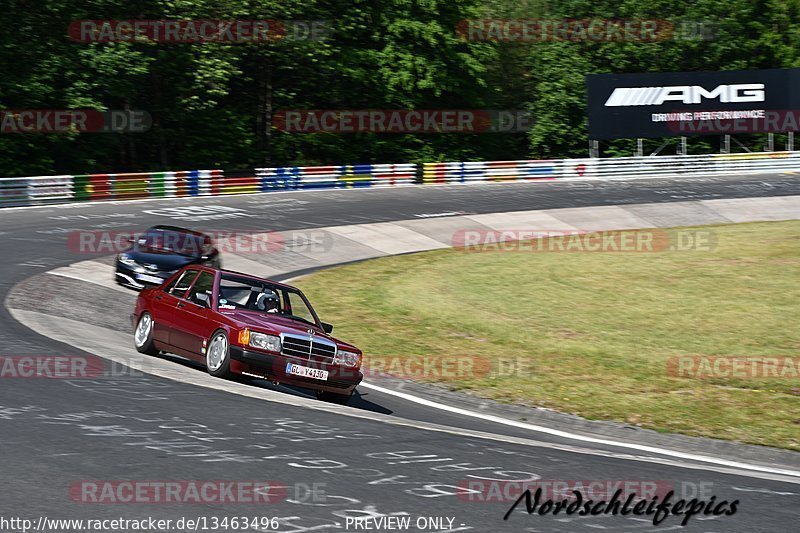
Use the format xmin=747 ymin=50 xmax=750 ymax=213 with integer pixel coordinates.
xmin=255 ymin=289 xmax=280 ymax=313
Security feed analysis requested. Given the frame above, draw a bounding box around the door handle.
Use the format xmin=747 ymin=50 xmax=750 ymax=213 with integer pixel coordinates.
xmin=155 ymin=295 xmax=163 ymax=301
xmin=177 ymin=302 xmax=185 ymax=308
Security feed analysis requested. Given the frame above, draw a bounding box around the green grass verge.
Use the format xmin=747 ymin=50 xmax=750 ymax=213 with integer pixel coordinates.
xmin=295 ymin=221 xmax=800 ymax=450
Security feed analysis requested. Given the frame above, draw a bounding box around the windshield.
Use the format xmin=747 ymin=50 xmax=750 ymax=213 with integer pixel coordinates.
xmin=217 ymin=274 xmax=319 ymax=327
xmin=136 ymin=229 xmax=206 ymax=257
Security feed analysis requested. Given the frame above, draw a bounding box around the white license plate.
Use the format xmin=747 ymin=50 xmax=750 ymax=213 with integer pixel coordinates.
xmin=285 ymin=363 xmax=328 ymax=381
xmin=136 ymin=273 xmax=163 ymax=284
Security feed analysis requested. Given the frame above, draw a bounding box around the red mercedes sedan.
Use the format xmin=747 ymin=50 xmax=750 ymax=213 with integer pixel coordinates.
xmin=131 ymin=266 xmax=363 ymax=404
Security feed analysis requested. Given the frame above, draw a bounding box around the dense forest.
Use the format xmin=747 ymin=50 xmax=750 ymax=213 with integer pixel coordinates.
xmin=2 ymin=0 xmax=800 ymax=176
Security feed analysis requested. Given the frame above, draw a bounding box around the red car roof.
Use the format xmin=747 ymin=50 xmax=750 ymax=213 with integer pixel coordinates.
xmin=214 ymin=267 xmax=297 ymax=291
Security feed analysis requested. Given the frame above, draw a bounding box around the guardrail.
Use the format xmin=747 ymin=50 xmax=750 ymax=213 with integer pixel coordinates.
xmin=0 ymin=170 xmax=224 ymax=208
xmin=2 ymin=153 xmax=798 ymax=208
xmin=256 ymin=163 xmax=416 ymax=190
xmin=422 ymin=152 xmax=800 ymax=183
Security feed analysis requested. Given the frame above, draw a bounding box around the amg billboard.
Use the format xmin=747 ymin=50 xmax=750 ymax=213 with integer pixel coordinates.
xmin=587 ymin=68 xmax=800 ymax=139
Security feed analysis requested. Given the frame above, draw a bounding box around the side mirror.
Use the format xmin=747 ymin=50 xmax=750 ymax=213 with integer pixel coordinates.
xmin=321 ymin=322 xmax=333 ymax=334
xmin=194 ymin=292 xmax=211 ymax=308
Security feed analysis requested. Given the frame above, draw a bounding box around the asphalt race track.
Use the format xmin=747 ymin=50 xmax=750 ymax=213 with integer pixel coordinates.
xmin=2 ymin=175 xmax=800 ymax=532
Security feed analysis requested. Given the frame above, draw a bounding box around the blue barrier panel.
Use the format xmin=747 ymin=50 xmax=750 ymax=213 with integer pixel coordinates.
xmin=522 ymin=166 xmax=555 ymax=176
xmin=283 ymin=167 xmax=301 ymax=190
xmin=186 ymin=170 xmax=200 ymax=196
xmin=351 ymin=164 xmax=373 ymax=175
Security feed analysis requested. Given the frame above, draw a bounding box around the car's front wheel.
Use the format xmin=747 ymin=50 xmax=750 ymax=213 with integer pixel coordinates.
xmin=133 ymin=312 xmax=159 ymax=356
xmin=206 ymin=330 xmax=232 ymax=379
xmin=317 ymin=390 xmax=354 ymax=405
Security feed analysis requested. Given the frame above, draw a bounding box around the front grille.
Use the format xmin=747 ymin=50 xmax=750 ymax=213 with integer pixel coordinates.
xmin=312 ymin=341 xmax=336 ymax=363
xmin=282 ymin=336 xmax=311 ymax=358
xmin=281 ymin=334 xmax=336 ymax=363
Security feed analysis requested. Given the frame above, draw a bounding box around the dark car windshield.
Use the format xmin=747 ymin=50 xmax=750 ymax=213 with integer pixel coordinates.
xmin=217 ymin=274 xmax=319 ymax=327
xmin=136 ymin=229 xmax=207 ymax=257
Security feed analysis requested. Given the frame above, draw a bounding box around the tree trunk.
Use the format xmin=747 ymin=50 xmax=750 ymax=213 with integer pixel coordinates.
xmin=256 ymin=57 xmax=273 ymax=167
xmin=151 ymin=72 xmax=169 ymax=168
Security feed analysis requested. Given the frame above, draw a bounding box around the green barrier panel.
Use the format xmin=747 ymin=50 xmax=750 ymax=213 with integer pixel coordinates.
xmin=112 ymin=173 xmax=150 ymax=199
xmin=149 ymin=172 xmax=166 ymax=197
xmin=72 ymin=175 xmax=91 ymax=201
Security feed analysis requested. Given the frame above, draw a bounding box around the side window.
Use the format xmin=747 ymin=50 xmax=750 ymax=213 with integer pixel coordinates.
xmin=187 ymin=271 xmax=215 ymax=306
xmin=164 ymin=270 xmax=199 ymax=298
xmin=283 ymin=291 xmax=316 ymax=325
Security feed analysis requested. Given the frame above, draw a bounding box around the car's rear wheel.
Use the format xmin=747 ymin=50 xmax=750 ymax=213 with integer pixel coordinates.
xmin=206 ymin=330 xmax=232 ymax=378
xmin=133 ymin=312 xmax=159 ymax=356
xmin=317 ymin=390 xmax=353 ymax=405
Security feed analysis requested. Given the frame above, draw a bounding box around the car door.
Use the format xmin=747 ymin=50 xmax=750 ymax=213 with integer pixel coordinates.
xmin=170 ymin=270 xmax=216 ymax=357
xmin=152 ymin=269 xmax=200 ymax=346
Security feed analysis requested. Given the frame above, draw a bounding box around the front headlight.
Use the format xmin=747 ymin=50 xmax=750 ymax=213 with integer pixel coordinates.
xmin=118 ymin=253 xmax=137 ymax=267
xmin=249 ymin=331 xmax=282 ymax=353
xmin=334 ymin=349 xmax=361 ymax=368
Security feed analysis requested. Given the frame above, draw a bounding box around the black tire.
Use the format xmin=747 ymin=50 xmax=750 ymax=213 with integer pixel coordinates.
xmin=317 ymin=390 xmax=354 ymax=405
xmin=206 ymin=330 xmax=233 ymax=379
xmin=133 ymin=312 xmax=159 ymax=356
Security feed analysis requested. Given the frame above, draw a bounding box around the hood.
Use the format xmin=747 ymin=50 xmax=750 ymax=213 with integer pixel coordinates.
xmin=220 ymin=310 xmax=357 ymax=350
xmin=126 ymin=249 xmax=198 ymax=271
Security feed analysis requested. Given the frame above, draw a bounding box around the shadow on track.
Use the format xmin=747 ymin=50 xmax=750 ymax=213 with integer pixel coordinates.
xmin=156 ymin=351 xmax=393 ymax=415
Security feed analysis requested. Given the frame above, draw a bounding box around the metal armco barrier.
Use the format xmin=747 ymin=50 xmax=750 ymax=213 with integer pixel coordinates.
xmin=256 ymin=163 xmax=416 ymax=190
xmin=423 ymin=152 xmax=800 ymax=183
xmin=422 ymin=160 xmax=559 ymax=183
xmin=1 ymin=153 xmax=799 ymax=208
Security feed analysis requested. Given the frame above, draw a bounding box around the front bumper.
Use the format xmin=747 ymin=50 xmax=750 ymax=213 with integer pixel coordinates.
xmin=115 ymin=263 xmax=175 ymax=290
xmin=230 ymin=346 xmax=362 ymax=394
